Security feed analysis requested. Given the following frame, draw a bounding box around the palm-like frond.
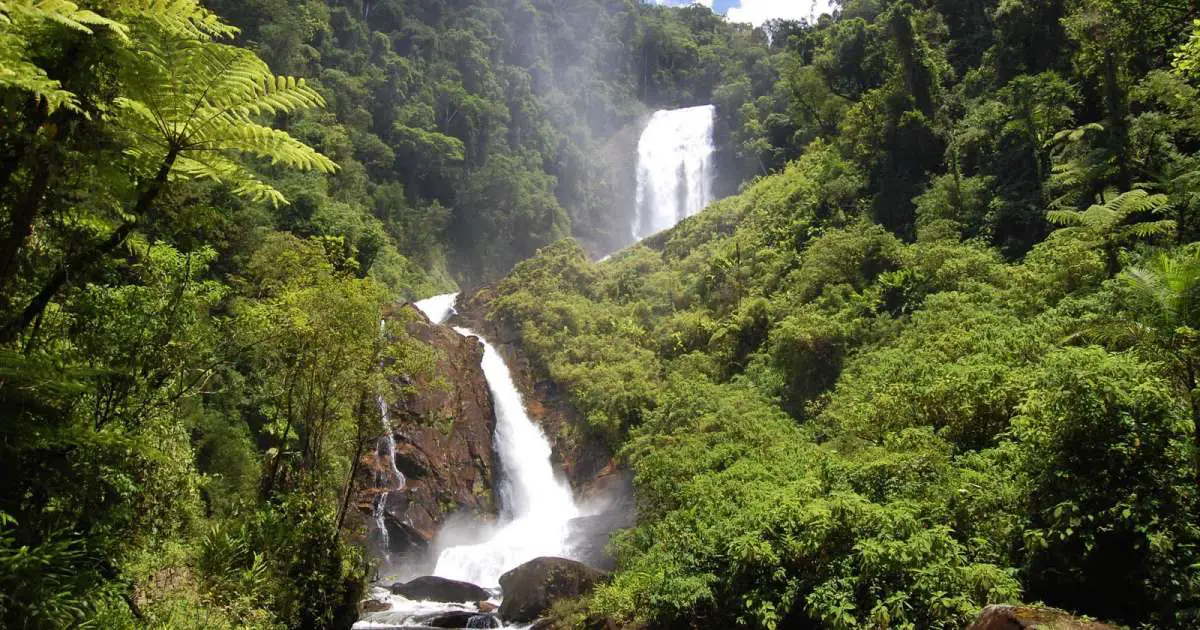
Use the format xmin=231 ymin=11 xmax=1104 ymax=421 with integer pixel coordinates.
xmin=116 ymin=0 xmax=237 ymax=40
xmin=0 ymin=31 xmax=77 ymax=110
xmin=174 ymin=154 xmax=288 ymax=206
xmin=0 ymin=0 xmax=128 ymax=112
xmin=1124 ymin=220 xmax=1177 ymax=239
xmin=1048 ymin=189 xmax=1174 ymax=239
xmin=0 ymin=0 xmax=127 ymax=37
xmin=115 ymin=37 xmax=335 ymax=205
xmin=1048 ymin=121 xmax=1105 ymax=148
xmin=1119 ymin=249 xmax=1200 ymax=336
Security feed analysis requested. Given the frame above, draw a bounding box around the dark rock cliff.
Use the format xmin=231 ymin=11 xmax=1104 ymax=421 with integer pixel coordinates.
xmin=356 ymin=304 xmax=498 ymax=567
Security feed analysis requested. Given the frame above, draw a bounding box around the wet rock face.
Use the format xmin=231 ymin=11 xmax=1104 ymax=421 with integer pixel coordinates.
xmin=497 ymin=557 xmax=608 ymax=624
xmin=390 ymin=576 xmax=491 ymax=603
xmin=968 ymin=605 xmax=1117 ymax=630
xmin=356 ymin=304 xmax=497 ymax=560
xmin=567 ymin=469 xmax=635 ymax=571
xmin=456 ymin=291 xmax=635 ymax=571
xmin=454 ymin=290 xmax=615 ymax=491
xmin=358 ymin=596 xmax=391 ymax=615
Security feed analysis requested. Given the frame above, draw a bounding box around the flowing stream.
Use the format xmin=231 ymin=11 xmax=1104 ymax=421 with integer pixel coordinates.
xmin=433 ymin=325 xmax=579 ymax=587
xmin=371 ymin=321 xmax=407 ymax=565
xmin=632 ymin=104 xmax=716 ymax=241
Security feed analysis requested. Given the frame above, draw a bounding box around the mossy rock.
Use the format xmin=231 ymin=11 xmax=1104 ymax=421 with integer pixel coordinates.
xmin=498 ymin=557 xmax=607 ymax=624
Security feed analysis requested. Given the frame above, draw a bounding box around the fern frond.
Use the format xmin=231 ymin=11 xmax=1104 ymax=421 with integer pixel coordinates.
xmin=2 ymin=0 xmax=128 ymax=39
xmin=115 ymin=0 xmax=236 ymax=40
xmin=1049 ymin=122 xmax=1104 ymax=147
xmin=173 ymin=153 xmax=287 ymax=206
xmin=1047 ymin=209 xmax=1085 ymax=226
xmin=115 ymin=34 xmax=333 ymax=204
xmin=1077 ymin=204 xmax=1118 ymax=229
xmin=197 ymin=123 xmax=337 ymax=173
xmin=0 ymin=0 xmax=133 ymax=112
xmin=0 ymin=32 xmax=79 ymax=111
xmin=1107 ymin=189 xmax=1170 ymax=217
xmin=1124 ymin=220 xmax=1177 ymax=239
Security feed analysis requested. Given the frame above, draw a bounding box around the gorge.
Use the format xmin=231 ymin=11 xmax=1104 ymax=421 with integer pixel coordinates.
xmin=354 ymin=106 xmax=717 ymax=628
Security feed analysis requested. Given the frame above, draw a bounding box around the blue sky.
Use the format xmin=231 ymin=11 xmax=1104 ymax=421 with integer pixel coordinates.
xmin=655 ymin=0 xmax=835 ymax=26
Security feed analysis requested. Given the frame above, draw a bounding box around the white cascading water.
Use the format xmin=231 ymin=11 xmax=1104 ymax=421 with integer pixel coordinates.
xmin=415 ymin=294 xmax=579 ymax=589
xmin=412 ymin=293 xmax=458 ymax=329
xmin=359 ymin=293 xmax=578 ymax=627
xmin=372 ymin=321 xmax=407 ymax=562
xmin=632 ymin=104 xmax=716 ymax=241
xmin=433 ymin=326 xmax=579 ymax=587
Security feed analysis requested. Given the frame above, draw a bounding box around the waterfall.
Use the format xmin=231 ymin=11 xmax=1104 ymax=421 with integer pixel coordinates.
xmin=372 ymin=321 xmax=407 ymax=562
xmin=413 ymin=293 xmax=458 ymax=327
xmin=413 ymin=294 xmax=580 ymax=589
xmin=633 ymin=105 xmax=716 ymax=241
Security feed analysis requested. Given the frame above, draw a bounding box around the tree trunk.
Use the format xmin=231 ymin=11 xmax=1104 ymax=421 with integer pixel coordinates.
xmin=1190 ymin=361 xmax=1200 ymax=485
xmin=1102 ymin=51 xmax=1131 ymax=191
xmin=336 ymin=394 xmax=371 ymax=532
xmin=0 ymin=161 xmax=54 ymax=295
xmin=0 ymin=148 xmax=178 ymax=344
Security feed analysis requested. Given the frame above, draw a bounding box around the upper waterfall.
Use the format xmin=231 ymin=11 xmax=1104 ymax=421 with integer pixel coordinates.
xmin=633 ymin=105 xmax=716 ymax=241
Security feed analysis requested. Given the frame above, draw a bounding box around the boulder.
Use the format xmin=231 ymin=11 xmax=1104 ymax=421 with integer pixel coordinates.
xmin=419 ymin=611 xmax=502 ymax=628
xmin=498 ymin=557 xmax=607 ymax=623
xmin=390 ymin=576 xmax=490 ymax=603
xmin=476 ymin=601 xmax=497 ymax=613
xmin=968 ymin=605 xmax=1117 ymax=630
xmin=358 ymin=597 xmax=391 ymax=615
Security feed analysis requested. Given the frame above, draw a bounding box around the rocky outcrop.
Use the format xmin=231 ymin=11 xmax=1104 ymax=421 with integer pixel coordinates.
xmin=498 ymin=557 xmax=608 ymax=623
xmin=419 ymin=610 xmax=502 ymax=628
xmin=358 ymin=596 xmax=390 ymax=615
xmin=356 ymin=304 xmax=497 ymax=566
xmin=968 ymin=605 xmax=1117 ymax=630
xmin=567 ymin=468 xmax=635 ymax=571
xmin=390 ymin=576 xmax=491 ymax=603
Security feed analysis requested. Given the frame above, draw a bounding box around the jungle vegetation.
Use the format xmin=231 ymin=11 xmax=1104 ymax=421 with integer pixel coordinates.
xmin=6 ymin=0 xmax=1200 ymax=628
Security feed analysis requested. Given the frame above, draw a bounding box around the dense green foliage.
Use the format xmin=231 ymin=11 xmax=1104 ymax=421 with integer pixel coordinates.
xmin=478 ymin=2 xmax=1200 ymax=628
xmin=0 ymin=0 xmax=789 ymax=625
xmin=10 ymin=0 xmax=1200 ymax=627
xmin=0 ymin=1 xmax=442 ymax=627
xmin=201 ymin=0 xmax=790 ymax=283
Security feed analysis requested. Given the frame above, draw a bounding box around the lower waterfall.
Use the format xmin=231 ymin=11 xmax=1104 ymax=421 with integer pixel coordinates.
xmin=433 ymin=325 xmax=579 ymax=587
xmin=355 ymin=293 xmax=580 ymax=628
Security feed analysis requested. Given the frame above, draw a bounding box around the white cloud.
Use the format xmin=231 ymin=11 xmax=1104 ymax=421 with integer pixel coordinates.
xmin=653 ymin=0 xmax=714 ymax=7
xmin=726 ymin=0 xmax=833 ymax=27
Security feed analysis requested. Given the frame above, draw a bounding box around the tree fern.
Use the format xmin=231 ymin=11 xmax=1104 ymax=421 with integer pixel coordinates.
xmin=0 ymin=0 xmax=233 ymax=112
xmin=0 ymin=0 xmax=126 ymax=112
xmin=115 ymin=37 xmax=336 ymax=205
xmin=115 ymin=0 xmax=237 ymax=41
xmin=1048 ymin=189 xmax=1175 ymax=238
